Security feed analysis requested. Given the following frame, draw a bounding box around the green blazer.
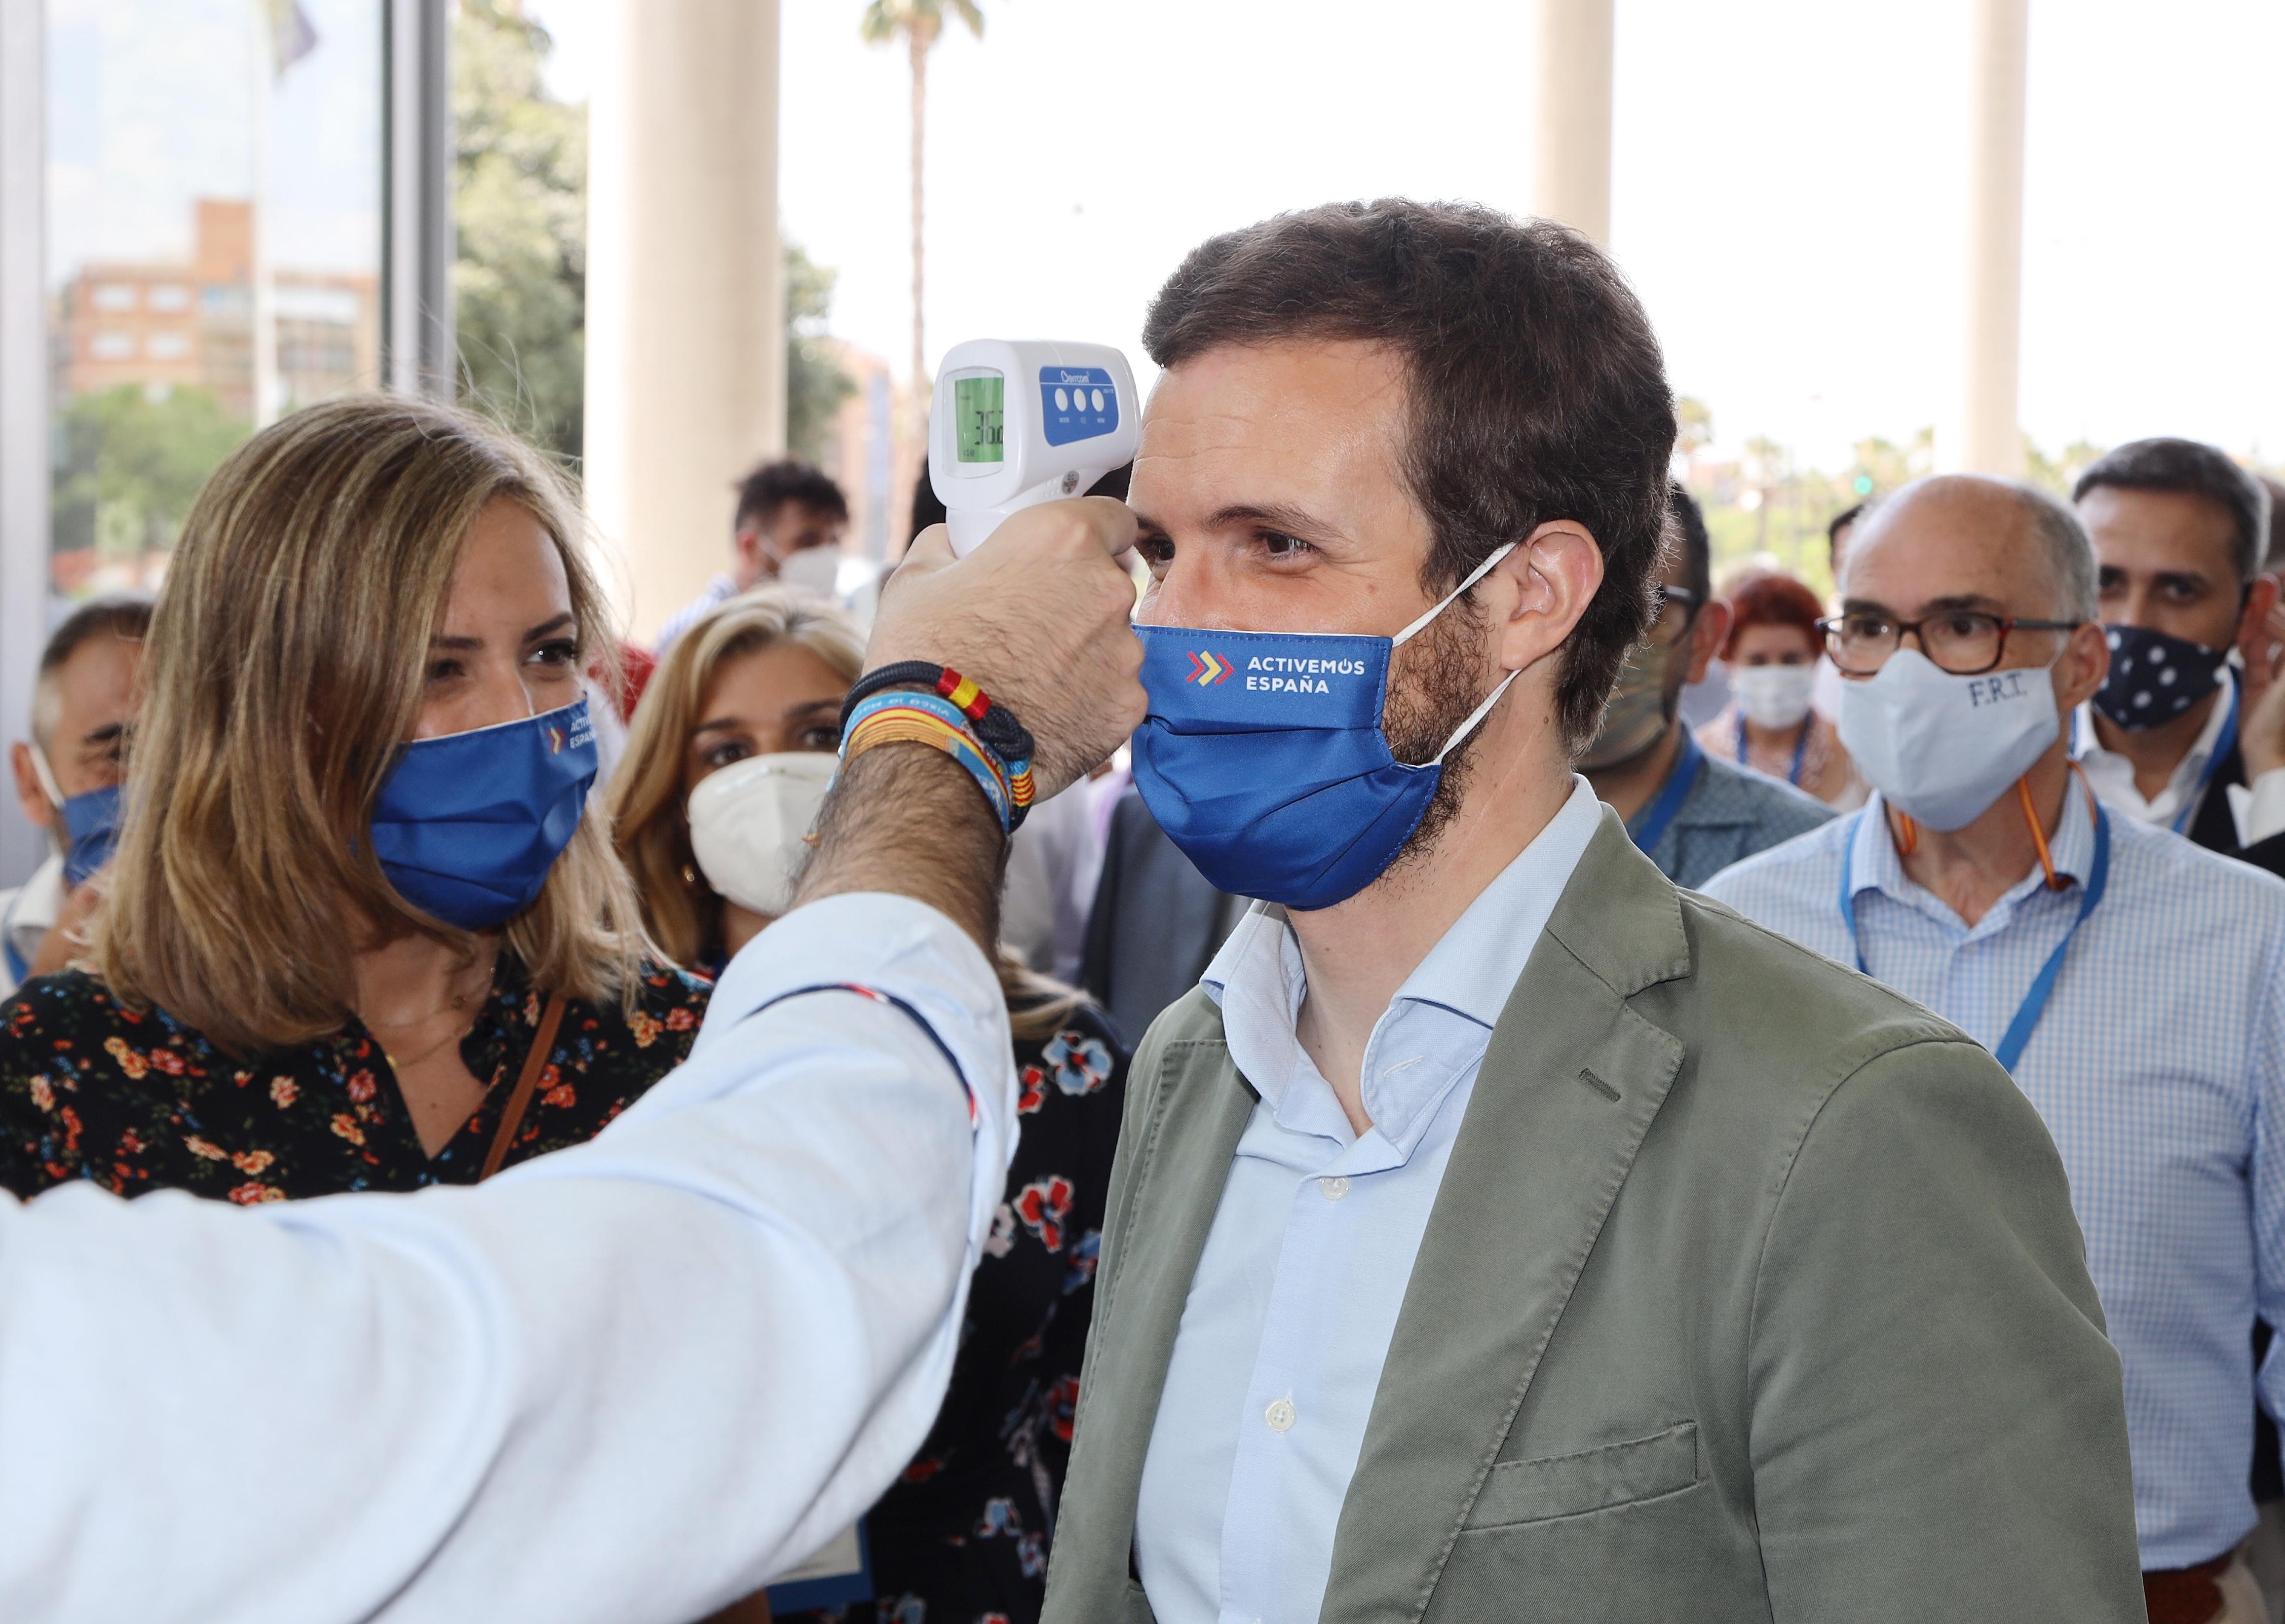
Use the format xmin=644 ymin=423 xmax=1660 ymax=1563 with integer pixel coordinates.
xmin=1044 ymin=811 xmax=2143 ymax=1623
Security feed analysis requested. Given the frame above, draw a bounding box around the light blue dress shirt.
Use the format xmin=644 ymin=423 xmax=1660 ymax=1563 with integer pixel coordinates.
xmin=1704 ymin=785 xmax=2285 ymax=1567
xmin=1132 ymin=779 xmax=1603 ymax=1624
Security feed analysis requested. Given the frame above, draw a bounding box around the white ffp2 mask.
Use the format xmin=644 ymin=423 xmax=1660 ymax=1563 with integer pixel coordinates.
xmin=686 ymin=752 xmax=837 ymax=918
xmin=1732 ymin=664 xmax=1816 ymax=730
xmin=775 ymin=546 xmax=845 ymax=599
xmin=1837 ymin=649 xmax=2060 ymax=832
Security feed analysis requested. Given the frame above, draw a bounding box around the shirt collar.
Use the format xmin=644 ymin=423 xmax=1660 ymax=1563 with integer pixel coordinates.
xmin=1202 ymin=778 xmax=1603 ymax=1142
xmin=4 ymin=853 xmax=64 ymax=945
xmin=1852 ymin=777 xmax=2099 ymax=912
xmin=2073 ymin=666 xmax=2235 ymax=802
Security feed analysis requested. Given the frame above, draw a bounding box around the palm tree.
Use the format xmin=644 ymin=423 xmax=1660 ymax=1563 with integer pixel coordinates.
xmin=860 ymin=0 xmax=983 ymax=405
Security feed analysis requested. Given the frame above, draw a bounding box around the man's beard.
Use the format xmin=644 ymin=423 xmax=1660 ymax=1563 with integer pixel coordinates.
xmin=1380 ymin=588 xmax=1496 ymax=874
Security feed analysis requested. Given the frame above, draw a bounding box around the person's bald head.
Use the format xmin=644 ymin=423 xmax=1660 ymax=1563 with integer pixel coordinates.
xmin=1842 ymin=475 xmax=2098 ymax=627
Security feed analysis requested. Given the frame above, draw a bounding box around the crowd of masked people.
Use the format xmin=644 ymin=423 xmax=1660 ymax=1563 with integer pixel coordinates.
xmin=6 ymin=215 xmax=2285 ymax=1622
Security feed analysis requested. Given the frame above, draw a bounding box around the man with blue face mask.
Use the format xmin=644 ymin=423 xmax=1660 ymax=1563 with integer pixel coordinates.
xmin=2 ymin=598 xmax=148 ymax=996
xmin=1042 ymin=203 xmax=2142 ymax=1624
xmin=2073 ymin=438 xmax=2285 ymax=876
xmin=1705 ymin=475 xmax=2285 ymax=1624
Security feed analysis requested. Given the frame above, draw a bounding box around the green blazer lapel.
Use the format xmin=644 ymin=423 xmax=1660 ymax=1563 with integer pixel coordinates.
xmin=1051 ymin=1021 xmax=1255 ymax=1608
xmin=1322 ymin=814 xmax=1691 ymax=1623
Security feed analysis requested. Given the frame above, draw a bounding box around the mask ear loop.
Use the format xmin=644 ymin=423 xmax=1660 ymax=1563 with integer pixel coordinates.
xmin=1391 ymin=542 xmax=1518 ymax=648
xmin=26 ymin=743 xmax=66 ymax=815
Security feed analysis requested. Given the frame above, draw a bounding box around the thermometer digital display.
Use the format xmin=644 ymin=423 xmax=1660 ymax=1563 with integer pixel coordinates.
xmin=930 ymin=339 xmax=1140 ymax=554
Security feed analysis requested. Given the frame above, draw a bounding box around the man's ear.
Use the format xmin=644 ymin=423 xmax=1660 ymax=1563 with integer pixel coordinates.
xmin=1684 ymin=598 xmax=1731 ymax=686
xmin=2055 ymin=619 xmax=2111 ymax=711
xmin=1491 ymin=521 xmax=1604 ymax=676
xmin=2239 ymin=575 xmax=2281 ymax=654
xmin=10 ymin=742 xmax=53 ymax=836
xmin=731 ymin=523 xmax=768 ymax=588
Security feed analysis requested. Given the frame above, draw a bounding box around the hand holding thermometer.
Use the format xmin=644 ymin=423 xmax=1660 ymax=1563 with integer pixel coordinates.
xmin=929 ymin=339 xmax=1140 ymax=556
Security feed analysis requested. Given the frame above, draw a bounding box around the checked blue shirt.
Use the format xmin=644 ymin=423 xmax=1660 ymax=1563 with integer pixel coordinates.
xmin=1704 ymin=784 xmax=2285 ymax=1567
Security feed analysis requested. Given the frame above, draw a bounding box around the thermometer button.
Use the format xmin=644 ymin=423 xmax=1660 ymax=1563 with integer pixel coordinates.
xmin=1091 ymin=389 xmax=1106 ymax=411
xmin=1054 ymin=388 xmax=1071 ymax=411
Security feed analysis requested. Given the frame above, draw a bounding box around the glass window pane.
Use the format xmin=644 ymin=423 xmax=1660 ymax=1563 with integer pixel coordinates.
xmin=46 ymin=0 xmax=383 ymax=600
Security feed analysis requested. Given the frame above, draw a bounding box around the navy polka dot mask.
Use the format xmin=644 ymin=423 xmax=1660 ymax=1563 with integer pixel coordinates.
xmin=2092 ymin=623 xmax=2229 ymax=732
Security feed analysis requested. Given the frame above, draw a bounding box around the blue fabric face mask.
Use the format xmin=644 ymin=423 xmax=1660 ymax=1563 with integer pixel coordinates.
xmin=28 ymin=746 xmax=121 ymax=889
xmin=1132 ymin=545 xmax=1518 ymax=911
xmin=370 ymin=698 xmax=599 ymax=930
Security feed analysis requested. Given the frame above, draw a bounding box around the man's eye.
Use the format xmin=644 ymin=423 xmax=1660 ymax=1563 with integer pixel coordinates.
xmin=1135 ymin=535 xmax=1174 ymax=565
xmin=1260 ymin=531 xmax=1313 ymax=559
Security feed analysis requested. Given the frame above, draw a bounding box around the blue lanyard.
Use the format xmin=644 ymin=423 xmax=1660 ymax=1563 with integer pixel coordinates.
xmin=2170 ymin=685 xmax=2239 ymax=836
xmin=1836 ymin=794 xmax=2110 ymax=1074
xmin=1630 ymin=730 xmax=1704 ymax=857
xmin=1736 ymin=712 xmax=1811 ymax=786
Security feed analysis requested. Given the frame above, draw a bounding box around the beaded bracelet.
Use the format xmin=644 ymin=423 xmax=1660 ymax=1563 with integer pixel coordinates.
xmin=840 ymin=689 xmax=1035 ymax=833
xmin=840 ymin=661 xmax=1037 ymax=772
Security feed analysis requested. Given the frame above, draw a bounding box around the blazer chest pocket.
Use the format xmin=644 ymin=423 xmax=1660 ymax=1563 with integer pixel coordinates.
xmin=1463 ymin=1421 xmax=1701 ymax=1530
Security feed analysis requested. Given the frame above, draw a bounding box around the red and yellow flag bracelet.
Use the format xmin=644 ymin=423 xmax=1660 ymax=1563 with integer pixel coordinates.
xmin=841 ymin=686 xmax=1036 ymax=833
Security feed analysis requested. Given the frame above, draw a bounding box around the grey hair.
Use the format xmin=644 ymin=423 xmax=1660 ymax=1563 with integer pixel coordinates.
xmin=1845 ymin=478 xmax=2099 ymax=622
xmin=2014 ymin=482 xmax=2101 ymax=622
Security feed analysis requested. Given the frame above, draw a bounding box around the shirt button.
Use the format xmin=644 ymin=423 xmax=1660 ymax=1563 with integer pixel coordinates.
xmin=1265 ymin=1396 xmax=1297 ymax=1432
xmin=1319 ymin=1175 xmax=1350 ymax=1201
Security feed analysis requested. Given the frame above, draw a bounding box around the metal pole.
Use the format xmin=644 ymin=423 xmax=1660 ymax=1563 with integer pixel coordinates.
xmin=384 ymin=0 xmax=453 ymax=400
xmin=0 ymin=0 xmax=51 ymax=887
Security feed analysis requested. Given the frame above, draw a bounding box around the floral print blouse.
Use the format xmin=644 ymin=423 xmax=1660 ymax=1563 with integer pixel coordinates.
xmin=784 ymin=999 xmax=1128 ymax=1624
xmin=0 ymin=955 xmax=710 ymax=1202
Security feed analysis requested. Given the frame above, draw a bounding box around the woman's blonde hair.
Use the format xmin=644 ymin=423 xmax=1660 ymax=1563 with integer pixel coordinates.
xmin=610 ymin=588 xmax=865 ymax=967
xmin=96 ymin=394 xmax=651 ymax=1054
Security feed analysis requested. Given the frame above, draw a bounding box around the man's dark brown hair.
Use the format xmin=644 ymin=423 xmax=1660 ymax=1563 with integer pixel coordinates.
xmin=1141 ymin=199 xmax=1677 ymax=752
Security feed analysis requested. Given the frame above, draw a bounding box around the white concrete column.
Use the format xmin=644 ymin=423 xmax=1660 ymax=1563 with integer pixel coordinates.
xmin=1533 ymin=0 xmax=1615 ymax=247
xmin=585 ymin=0 xmax=785 ymax=642
xmin=1949 ymin=0 xmax=2029 ymax=477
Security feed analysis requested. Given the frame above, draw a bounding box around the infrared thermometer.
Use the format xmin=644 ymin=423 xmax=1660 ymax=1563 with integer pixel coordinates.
xmin=930 ymin=339 xmax=1140 ymax=555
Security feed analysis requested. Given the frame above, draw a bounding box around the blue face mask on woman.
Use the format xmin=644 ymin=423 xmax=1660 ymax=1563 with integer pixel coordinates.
xmin=28 ymin=746 xmax=121 ymax=889
xmin=369 ymin=698 xmax=599 ymax=930
xmin=1131 ymin=544 xmax=1517 ymax=911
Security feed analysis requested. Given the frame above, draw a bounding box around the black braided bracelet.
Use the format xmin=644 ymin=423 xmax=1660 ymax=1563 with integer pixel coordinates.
xmin=839 ymin=661 xmax=1038 ymax=775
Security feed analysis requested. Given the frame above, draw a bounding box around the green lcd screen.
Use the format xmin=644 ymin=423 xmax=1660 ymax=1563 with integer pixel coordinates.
xmin=955 ymin=375 xmax=1005 ymax=464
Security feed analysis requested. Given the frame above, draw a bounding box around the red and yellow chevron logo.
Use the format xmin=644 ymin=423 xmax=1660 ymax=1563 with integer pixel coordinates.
xmin=1186 ymin=650 xmax=1233 ymax=686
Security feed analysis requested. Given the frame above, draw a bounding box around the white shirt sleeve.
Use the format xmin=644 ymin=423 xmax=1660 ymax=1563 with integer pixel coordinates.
xmin=2228 ymin=767 xmax=2285 ymax=850
xmin=0 ymin=891 xmax=1016 ymax=1624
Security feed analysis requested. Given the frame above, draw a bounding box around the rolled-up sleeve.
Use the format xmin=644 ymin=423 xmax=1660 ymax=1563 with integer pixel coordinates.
xmin=0 ymin=892 xmax=1016 ymax=1624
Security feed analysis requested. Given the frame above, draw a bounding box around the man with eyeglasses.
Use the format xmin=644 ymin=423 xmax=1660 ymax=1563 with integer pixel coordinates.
xmin=1580 ymin=484 xmax=1831 ymax=886
xmin=1705 ymin=473 xmax=2285 ymax=1624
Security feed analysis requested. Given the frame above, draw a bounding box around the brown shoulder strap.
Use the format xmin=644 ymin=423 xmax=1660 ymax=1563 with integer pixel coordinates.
xmin=481 ymin=992 xmax=568 ymax=1181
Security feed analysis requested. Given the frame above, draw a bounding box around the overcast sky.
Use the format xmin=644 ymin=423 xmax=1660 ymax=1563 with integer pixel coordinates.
xmin=542 ymin=2 xmax=2282 ymax=469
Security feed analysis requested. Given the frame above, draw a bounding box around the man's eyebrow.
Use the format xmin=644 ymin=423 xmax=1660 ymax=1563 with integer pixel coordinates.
xmin=1207 ymin=501 xmax=1336 ymax=539
xmin=1839 ymin=593 xmax=2009 ymax=615
xmin=79 ymin=722 xmax=125 ymax=748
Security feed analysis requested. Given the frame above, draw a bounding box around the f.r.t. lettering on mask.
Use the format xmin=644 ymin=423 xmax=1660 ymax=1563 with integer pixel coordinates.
xmin=1839 ymin=650 xmax=2061 ymax=832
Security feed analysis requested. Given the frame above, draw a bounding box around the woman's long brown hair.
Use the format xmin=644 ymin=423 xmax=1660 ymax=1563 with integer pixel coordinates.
xmin=95 ymin=395 xmax=652 ymax=1053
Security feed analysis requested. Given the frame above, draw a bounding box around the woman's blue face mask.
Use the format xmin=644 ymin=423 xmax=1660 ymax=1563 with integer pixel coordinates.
xmin=1131 ymin=544 xmax=1518 ymax=911
xmin=369 ymin=698 xmax=599 ymax=930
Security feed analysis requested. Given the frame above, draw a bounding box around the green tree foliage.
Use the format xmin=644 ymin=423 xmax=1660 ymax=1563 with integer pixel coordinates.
xmin=453 ymin=0 xmax=586 ymax=460
xmin=786 ymin=241 xmax=857 ymax=467
xmin=51 ymin=385 xmax=248 ymax=563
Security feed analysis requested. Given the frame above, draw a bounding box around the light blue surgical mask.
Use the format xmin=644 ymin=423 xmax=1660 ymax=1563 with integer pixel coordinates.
xmin=369 ymin=698 xmax=598 ymax=929
xmin=1131 ymin=545 xmax=1516 ymax=911
xmin=28 ymin=744 xmax=122 ymax=890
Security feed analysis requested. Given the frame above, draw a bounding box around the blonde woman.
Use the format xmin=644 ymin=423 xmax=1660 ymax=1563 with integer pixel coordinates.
xmin=0 ymin=396 xmax=709 ymax=1202
xmin=612 ymin=589 xmax=1128 ymax=1624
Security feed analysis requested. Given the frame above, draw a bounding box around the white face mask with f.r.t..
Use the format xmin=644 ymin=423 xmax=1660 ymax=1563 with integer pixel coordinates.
xmin=1837 ymin=648 xmax=2062 ymax=832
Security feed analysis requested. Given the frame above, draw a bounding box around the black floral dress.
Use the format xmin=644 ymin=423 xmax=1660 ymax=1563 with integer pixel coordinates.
xmin=0 ymin=954 xmax=710 ymax=1200
xmin=786 ymin=999 xmax=1128 ymax=1624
